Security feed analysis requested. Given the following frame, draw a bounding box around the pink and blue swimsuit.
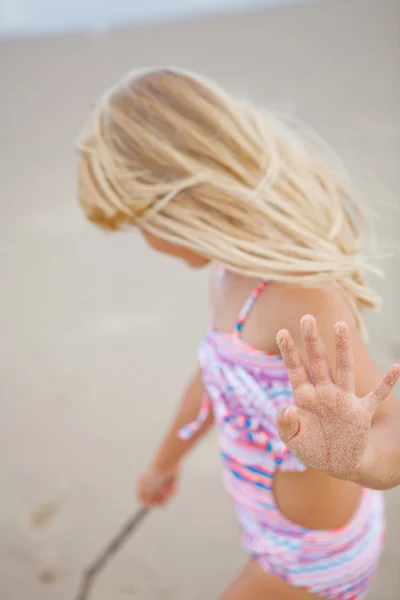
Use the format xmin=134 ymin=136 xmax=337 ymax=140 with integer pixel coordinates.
xmin=180 ymin=276 xmax=385 ymax=599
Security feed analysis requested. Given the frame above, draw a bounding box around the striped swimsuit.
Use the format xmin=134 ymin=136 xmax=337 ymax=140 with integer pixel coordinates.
xmin=179 ymin=275 xmax=385 ymax=599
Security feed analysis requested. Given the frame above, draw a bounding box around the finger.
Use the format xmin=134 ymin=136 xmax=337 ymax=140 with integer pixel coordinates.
xmin=277 ymin=329 xmax=311 ymax=389
xmin=145 ymin=489 xmax=169 ymax=507
xmin=334 ymin=321 xmax=355 ymax=392
xmin=140 ymin=493 xmax=157 ymax=507
xmin=276 ymin=406 xmax=300 ymax=444
xmin=300 ymin=315 xmax=333 ymax=384
xmin=367 ymin=364 xmax=400 ymax=413
xmin=159 ymin=482 xmax=177 ymax=505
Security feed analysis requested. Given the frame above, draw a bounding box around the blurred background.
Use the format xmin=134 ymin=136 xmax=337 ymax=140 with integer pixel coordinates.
xmin=0 ymin=0 xmax=399 ymax=599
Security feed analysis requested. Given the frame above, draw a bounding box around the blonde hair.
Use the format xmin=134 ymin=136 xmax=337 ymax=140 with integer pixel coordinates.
xmin=77 ymin=67 xmax=381 ymax=328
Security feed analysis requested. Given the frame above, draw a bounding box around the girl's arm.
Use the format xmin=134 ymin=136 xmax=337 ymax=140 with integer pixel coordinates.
xmin=150 ymin=367 xmax=214 ymax=473
xmin=139 ymin=275 xmax=217 ymax=506
xmin=273 ymin=286 xmax=400 ymax=491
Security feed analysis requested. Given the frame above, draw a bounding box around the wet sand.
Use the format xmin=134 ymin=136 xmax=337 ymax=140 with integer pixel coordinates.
xmin=1 ymin=0 xmax=399 ymax=598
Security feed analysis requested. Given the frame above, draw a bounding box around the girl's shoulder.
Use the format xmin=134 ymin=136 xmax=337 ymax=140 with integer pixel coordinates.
xmin=218 ymin=278 xmax=355 ymax=356
xmin=209 ymin=266 xmax=356 ymax=355
xmin=262 ymin=282 xmax=356 ymax=331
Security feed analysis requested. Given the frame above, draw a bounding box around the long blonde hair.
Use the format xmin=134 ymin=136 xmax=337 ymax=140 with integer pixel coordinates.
xmin=77 ymin=67 xmax=381 ymax=328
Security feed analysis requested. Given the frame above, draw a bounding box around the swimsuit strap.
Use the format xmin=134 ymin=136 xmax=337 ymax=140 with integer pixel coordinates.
xmin=234 ymin=280 xmax=269 ymax=337
xmin=214 ymin=265 xmax=225 ymax=285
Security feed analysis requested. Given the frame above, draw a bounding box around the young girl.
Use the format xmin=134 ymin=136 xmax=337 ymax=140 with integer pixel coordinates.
xmin=77 ymin=68 xmax=400 ymax=599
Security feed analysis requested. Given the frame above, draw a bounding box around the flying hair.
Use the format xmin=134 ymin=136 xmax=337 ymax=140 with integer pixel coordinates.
xmin=77 ymin=66 xmax=382 ymax=331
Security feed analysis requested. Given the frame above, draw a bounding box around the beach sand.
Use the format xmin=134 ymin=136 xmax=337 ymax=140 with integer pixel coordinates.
xmin=1 ymin=0 xmax=399 ymax=597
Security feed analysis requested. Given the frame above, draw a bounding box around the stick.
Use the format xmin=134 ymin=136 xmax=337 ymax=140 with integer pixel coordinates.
xmin=73 ymin=506 xmax=150 ymax=600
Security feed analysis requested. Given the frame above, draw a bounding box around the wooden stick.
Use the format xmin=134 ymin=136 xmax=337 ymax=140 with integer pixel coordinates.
xmin=73 ymin=507 xmax=150 ymax=600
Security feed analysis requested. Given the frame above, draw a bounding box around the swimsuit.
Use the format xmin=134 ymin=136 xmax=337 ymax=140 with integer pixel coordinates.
xmin=179 ymin=275 xmax=385 ymax=599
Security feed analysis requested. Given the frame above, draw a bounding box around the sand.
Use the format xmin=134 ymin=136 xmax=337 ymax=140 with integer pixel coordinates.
xmin=1 ymin=0 xmax=399 ymax=598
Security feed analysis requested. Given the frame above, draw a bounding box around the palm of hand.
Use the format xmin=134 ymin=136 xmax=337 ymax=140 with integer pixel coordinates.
xmin=276 ymin=316 xmax=399 ymax=477
xmin=291 ymin=381 xmax=371 ymax=475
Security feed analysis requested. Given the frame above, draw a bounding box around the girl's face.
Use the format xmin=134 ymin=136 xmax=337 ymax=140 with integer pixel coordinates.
xmin=141 ymin=230 xmax=210 ymax=269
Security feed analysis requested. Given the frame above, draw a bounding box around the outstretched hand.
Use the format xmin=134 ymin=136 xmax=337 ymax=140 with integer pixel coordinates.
xmin=276 ymin=315 xmax=400 ymax=478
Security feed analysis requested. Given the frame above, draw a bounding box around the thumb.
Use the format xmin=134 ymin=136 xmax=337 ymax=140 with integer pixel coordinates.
xmin=276 ymin=406 xmax=300 ymax=445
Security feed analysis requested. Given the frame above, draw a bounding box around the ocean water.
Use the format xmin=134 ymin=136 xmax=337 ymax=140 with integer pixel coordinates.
xmin=0 ymin=0 xmax=314 ymax=37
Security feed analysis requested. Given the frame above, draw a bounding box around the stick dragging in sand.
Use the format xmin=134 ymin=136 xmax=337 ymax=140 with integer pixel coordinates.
xmin=73 ymin=507 xmax=149 ymax=600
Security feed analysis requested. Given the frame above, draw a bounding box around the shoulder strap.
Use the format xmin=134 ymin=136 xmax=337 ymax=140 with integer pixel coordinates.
xmin=214 ymin=265 xmax=224 ymax=285
xmin=234 ymin=280 xmax=269 ymax=336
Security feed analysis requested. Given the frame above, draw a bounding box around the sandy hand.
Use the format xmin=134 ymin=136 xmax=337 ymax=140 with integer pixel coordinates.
xmin=276 ymin=315 xmax=400 ymax=478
